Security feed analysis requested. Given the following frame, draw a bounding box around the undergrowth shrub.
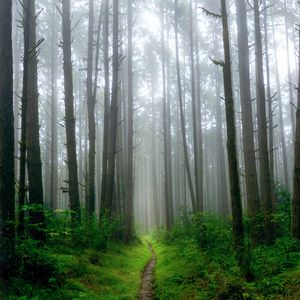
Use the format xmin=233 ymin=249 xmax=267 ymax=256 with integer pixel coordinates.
xmin=46 ymin=209 xmax=121 ymax=251
xmin=13 ymin=237 xmax=64 ymax=288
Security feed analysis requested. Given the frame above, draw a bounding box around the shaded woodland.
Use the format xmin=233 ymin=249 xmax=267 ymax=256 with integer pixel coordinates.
xmin=1 ymin=0 xmax=300 ymax=299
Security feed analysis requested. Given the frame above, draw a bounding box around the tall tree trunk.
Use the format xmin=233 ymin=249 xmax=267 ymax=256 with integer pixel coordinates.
xmin=125 ymin=0 xmax=134 ymax=242
xmin=87 ymin=0 xmax=96 ymax=215
xmin=215 ymin=68 xmax=229 ymax=215
xmin=194 ymin=0 xmax=204 ymax=213
xmin=271 ymin=14 xmax=289 ymax=190
xmin=62 ymin=0 xmax=81 ymax=223
xmin=151 ymin=87 xmax=159 ymax=227
xmin=283 ymin=0 xmax=296 ymax=138
xmin=100 ymin=0 xmax=110 ymax=214
xmin=166 ymin=22 xmax=174 ymax=227
xmin=220 ymin=0 xmax=248 ymax=275
xmin=161 ymin=1 xmax=174 ymax=228
xmin=103 ymin=0 xmax=119 ymax=214
xmin=263 ymin=0 xmax=276 ymax=213
xmin=50 ymin=0 xmax=58 ymax=210
xmin=23 ymin=0 xmax=45 ymax=242
xmin=254 ymin=0 xmax=274 ymax=245
xmin=174 ymin=0 xmax=196 ymax=212
xmin=189 ymin=0 xmax=203 ymax=212
xmin=235 ymin=0 xmax=260 ymax=239
xmin=292 ymin=21 xmax=300 ymax=240
xmin=0 ymin=0 xmax=15 ymax=278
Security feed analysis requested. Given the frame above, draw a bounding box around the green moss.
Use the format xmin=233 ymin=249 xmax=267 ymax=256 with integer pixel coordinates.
xmin=6 ymin=238 xmax=151 ymax=300
xmin=151 ymin=230 xmax=300 ymax=300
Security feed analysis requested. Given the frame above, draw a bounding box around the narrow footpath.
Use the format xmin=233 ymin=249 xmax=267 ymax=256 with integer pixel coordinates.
xmin=139 ymin=242 xmax=156 ymax=300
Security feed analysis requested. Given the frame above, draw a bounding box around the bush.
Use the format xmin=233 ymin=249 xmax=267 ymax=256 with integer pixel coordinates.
xmin=14 ymin=237 xmax=64 ymax=287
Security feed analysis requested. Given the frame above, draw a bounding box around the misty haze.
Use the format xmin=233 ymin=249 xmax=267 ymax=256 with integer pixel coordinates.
xmin=0 ymin=0 xmax=300 ymax=299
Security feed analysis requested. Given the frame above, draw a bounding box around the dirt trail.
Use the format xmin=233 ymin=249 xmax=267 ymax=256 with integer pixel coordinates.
xmin=139 ymin=242 xmax=156 ymax=300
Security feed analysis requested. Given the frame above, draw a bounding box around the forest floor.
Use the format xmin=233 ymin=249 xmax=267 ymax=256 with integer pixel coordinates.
xmin=3 ymin=232 xmax=300 ymax=299
xmin=3 ymin=237 xmax=152 ymax=300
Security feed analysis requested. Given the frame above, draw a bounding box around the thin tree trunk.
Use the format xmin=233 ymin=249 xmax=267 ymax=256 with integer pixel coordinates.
xmin=100 ymin=0 xmax=110 ymax=214
xmin=174 ymin=0 xmax=196 ymax=212
xmin=220 ymin=0 xmax=248 ymax=275
xmin=254 ymin=0 xmax=274 ymax=245
xmin=263 ymin=0 xmax=276 ymax=212
xmin=87 ymin=0 xmax=96 ymax=215
xmin=161 ymin=1 xmax=174 ymax=228
xmin=235 ymin=0 xmax=260 ymax=238
xmin=283 ymin=0 xmax=295 ymax=138
xmin=103 ymin=0 xmax=119 ymax=214
xmin=62 ymin=0 xmax=81 ymax=223
xmin=271 ymin=15 xmax=289 ymax=189
xmin=194 ymin=0 xmax=204 ymax=213
xmin=292 ymin=21 xmax=300 ymax=240
xmin=189 ymin=0 xmax=203 ymax=212
xmin=125 ymin=0 xmax=134 ymax=242
xmin=50 ymin=0 xmax=58 ymax=210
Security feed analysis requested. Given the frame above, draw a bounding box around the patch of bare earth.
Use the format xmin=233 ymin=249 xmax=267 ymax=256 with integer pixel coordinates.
xmin=139 ymin=243 xmax=156 ymax=300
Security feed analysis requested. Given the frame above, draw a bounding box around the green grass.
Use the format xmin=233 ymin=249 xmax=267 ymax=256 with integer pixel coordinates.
xmin=6 ymin=238 xmax=151 ymax=300
xmin=150 ymin=234 xmax=300 ymax=300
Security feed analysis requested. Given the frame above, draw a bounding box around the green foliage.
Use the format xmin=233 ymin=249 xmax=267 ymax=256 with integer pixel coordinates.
xmin=44 ymin=209 xmax=121 ymax=252
xmin=152 ymin=210 xmax=300 ymax=300
xmin=6 ymin=205 xmax=150 ymax=299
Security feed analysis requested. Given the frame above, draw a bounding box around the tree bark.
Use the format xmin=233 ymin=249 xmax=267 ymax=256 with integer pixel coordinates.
xmin=174 ymin=0 xmax=196 ymax=212
xmin=23 ymin=0 xmax=45 ymax=242
xmin=161 ymin=1 xmax=174 ymax=229
xmin=100 ymin=0 xmax=110 ymax=214
xmin=50 ymin=0 xmax=58 ymax=210
xmin=220 ymin=0 xmax=248 ymax=274
xmin=235 ymin=0 xmax=260 ymax=238
xmin=62 ymin=0 xmax=81 ymax=223
xmin=125 ymin=0 xmax=134 ymax=242
xmin=102 ymin=0 xmax=119 ymax=214
xmin=254 ymin=0 xmax=274 ymax=245
xmin=0 ymin=0 xmax=15 ymax=278
xmin=292 ymin=21 xmax=300 ymax=239
xmin=190 ymin=0 xmax=203 ymax=212
xmin=86 ymin=0 xmax=96 ymax=215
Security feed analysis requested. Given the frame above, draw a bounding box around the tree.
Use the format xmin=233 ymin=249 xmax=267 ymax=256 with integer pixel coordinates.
xmin=100 ymin=0 xmax=110 ymax=215
xmin=62 ymin=0 xmax=81 ymax=223
xmin=219 ymin=0 xmax=248 ymax=275
xmin=86 ymin=0 xmax=96 ymax=215
xmin=23 ymin=0 xmax=45 ymax=241
xmin=50 ymin=0 xmax=58 ymax=210
xmin=235 ymin=0 xmax=260 ymax=240
xmin=161 ymin=0 xmax=174 ymax=229
xmin=0 ymin=0 xmax=15 ymax=277
xmin=174 ymin=0 xmax=196 ymax=212
xmin=189 ymin=0 xmax=203 ymax=212
xmin=102 ymin=0 xmax=119 ymax=214
xmin=292 ymin=21 xmax=300 ymax=240
xmin=253 ymin=0 xmax=274 ymax=245
xmin=124 ymin=0 xmax=135 ymax=242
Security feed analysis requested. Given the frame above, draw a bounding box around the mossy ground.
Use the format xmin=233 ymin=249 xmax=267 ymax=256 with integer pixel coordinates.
xmin=150 ymin=234 xmax=300 ymax=300
xmin=4 ymin=238 xmax=151 ymax=300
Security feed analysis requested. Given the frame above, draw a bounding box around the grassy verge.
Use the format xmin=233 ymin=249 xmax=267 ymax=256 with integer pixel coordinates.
xmin=5 ymin=238 xmax=151 ymax=300
xmin=150 ymin=230 xmax=300 ymax=300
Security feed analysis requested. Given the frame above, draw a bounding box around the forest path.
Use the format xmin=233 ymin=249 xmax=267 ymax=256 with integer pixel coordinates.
xmin=139 ymin=241 xmax=156 ymax=300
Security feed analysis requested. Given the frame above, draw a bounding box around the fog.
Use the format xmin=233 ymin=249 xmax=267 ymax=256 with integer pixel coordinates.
xmin=9 ymin=0 xmax=299 ymax=232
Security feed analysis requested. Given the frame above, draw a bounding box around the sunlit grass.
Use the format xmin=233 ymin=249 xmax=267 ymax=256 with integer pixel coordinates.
xmin=57 ymin=238 xmax=151 ymax=300
xmin=5 ymin=238 xmax=151 ymax=300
